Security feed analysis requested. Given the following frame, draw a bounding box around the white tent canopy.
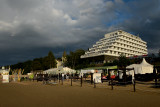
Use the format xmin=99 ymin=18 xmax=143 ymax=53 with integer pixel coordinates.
xmin=43 ymin=68 xmax=59 ymax=74
xmin=127 ymin=58 xmax=153 ymax=74
xmin=61 ymin=67 xmax=76 ymax=74
xmin=43 ymin=67 xmax=76 ymax=74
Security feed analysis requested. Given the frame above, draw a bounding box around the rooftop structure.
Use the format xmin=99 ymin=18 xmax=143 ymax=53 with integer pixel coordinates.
xmin=81 ymin=30 xmax=148 ymax=63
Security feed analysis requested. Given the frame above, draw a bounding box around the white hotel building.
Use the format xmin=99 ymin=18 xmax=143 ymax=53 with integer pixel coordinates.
xmin=81 ymin=30 xmax=148 ymax=63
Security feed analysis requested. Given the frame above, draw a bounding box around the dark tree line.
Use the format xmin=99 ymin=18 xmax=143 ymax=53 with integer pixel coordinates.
xmin=6 ymin=49 xmax=160 ymax=74
xmin=10 ymin=51 xmax=56 ymax=74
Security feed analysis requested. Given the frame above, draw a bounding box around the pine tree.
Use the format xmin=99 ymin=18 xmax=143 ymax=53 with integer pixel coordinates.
xmin=47 ymin=51 xmax=56 ymax=68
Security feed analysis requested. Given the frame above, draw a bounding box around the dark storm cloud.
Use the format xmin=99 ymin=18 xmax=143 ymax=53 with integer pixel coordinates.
xmin=0 ymin=0 xmax=160 ymax=66
xmin=114 ymin=0 xmax=160 ymax=53
xmin=6 ymin=0 xmax=41 ymax=9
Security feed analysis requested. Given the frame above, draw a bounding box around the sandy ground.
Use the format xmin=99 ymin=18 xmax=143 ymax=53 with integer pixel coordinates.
xmin=0 ymin=80 xmax=160 ymax=107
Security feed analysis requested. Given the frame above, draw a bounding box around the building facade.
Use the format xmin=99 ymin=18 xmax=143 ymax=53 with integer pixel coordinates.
xmin=81 ymin=30 xmax=148 ymax=63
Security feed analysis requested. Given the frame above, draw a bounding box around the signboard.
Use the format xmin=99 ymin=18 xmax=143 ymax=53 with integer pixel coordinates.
xmin=93 ymin=73 xmax=101 ymax=83
xmin=62 ymin=74 xmax=64 ymax=80
xmin=2 ymin=71 xmax=9 ymax=83
xmin=119 ymin=71 xmax=123 ymax=79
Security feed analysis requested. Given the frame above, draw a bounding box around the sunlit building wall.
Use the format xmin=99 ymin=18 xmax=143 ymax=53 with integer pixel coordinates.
xmin=81 ymin=30 xmax=148 ymax=63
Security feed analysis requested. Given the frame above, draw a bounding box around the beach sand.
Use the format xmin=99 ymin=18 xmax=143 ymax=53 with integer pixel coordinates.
xmin=0 ymin=80 xmax=160 ymax=107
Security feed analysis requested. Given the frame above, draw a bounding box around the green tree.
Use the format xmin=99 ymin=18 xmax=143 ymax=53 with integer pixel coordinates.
xmin=69 ymin=51 xmax=76 ymax=69
xmin=118 ymin=54 xmax=130 ymax=82
xmin=65 ymin=49 xmax=85 ymax=69
xmin=23 ymin=60 xmax=32 ymax=74
xmin=32 ymin=60 xmax=42 ymax=70
xmin=47 ymin=51 xmax=56 ymax=68
xmin=118 ymin=54 xmax=130 ymax=68
xmin=42 ymin=56 xmax=50 ymax=70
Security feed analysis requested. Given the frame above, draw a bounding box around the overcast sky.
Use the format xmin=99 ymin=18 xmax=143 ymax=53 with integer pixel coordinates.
xmin=0 ymin=0 xmax=160 ymax=66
